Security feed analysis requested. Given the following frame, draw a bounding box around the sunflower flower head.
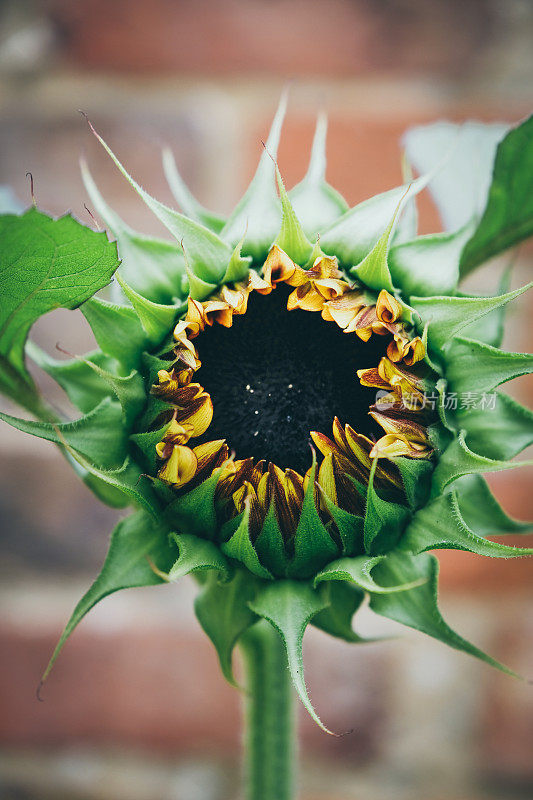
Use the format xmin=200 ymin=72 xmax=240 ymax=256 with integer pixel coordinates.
xmin=1 ymin=97 xmax=532 ymax=731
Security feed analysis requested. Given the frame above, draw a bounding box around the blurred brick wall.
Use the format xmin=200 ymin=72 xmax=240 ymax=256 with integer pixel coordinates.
xmin=1 ymin=1 xmax=532 ymax=798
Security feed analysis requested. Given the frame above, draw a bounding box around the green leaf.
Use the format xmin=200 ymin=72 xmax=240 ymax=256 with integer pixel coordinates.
xmin=167 ymin=533 xmax=232 ymax=581
xmin=0 ymin=208 xmax=119 ymax=410
xmin=456 ymin=391 xmax=533 ymax=461
xmin=162 ymin=147 xmax=226 ymax=233
xmin=88 ymin=121 xmax=231 ymax=283
xmin=248 ymin=580 xmax=332 ymax=733
xmin=400 ymin=491 xmax=533 ymax=558
xmin=26 ymin=341 xmax=114 ymax=414
xmin=315 ymin=554 xmax=426 ymax=594
xmin=403 ymin=120 xmax=507 ymax=232
xmin=364 ymin=459 xmax=410 ymax=555
xmin=319 ymin=174 xmax=430 ymax=268
xmin=81 ymin=297 xmax=149 ymax=372
xmin=274 ymin=166 xmax=313 ymax=264
xmin=164 ymin=469 xmax=222 ymax=540
xmin=411 ymin=282 xmax=532 ymax=354
xmin=445 ymin=336 xmax=533 ymax=396
xmin=392 ymin=457 xmax=433 ymax=510
xmin=115 ymin=272 xmax=179 ymax=345
xmin=82 ymin=158 xmax=185 ymax=303
xmin=0 ymin=397 xmax=127 ymax=469
xmin=453 ymin=475 xmax=532 ymax=537
xmin=290 ymin=459 xmax=340 ymax=578
xmin=431 ymin=430 xmax=533 ymax=495
xmin=221 ymin=92 xmax=287 ymax=259
xmin=460 ymin=116 xmax=533 ymax=276
xmin=388 ymin=224 xmax=473 ymax=298
xmin=289 ymin=112 xmax=349 ymax=238
xmin=221 ymin=505 xmax=273 ymax=580
xmin=195 ymin=569 xmax=258 ymax=685
xmin=40 ymin=510 xmax=175 ymax=686
xmin=369 ymin=551 xmax=516 ymax=675
xmin=312 ymin=581 xmax=367 ymax=643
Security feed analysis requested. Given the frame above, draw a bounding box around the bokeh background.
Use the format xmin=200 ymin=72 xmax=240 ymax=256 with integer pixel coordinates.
xmin=1 ymin=1 xmax=532 ymax=798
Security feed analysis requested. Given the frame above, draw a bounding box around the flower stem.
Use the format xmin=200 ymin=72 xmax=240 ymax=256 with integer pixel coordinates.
xmin=240 ymin=620 xmax=297 ymax=800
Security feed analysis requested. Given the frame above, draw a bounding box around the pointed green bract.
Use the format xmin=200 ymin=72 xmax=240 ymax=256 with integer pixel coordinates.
xmin=115 ymin=272 xmax=179 ymax=344
xmin=320 ymin=174 xmax=430 ymax=268
xmin=162 ymin=147 xmax=226 ymax=233
xmin=460 ymin=115 xmax=533 ymax=276
xmin=249 ymin=580 xmax=332 ymax=734
xmin=411 ymin=282 xmax=533 ymax=354
xmin=389 ymin=224 xmax=473 ymax=298
xmin=453 ymin=475 xmax=532 ymax=537
xmin=222 ymin=506 xmax=273 ymax=580
xmin=445 ymin=336 xmax=533 ymax=396
xmin=254 ymin=502 xmax=290 ymax=577
xmin=312 ymin=582 xmax=367 ymax=643
xmin=290 ymin=459 xmax=339 ymax=578
xmin=0 ymin=208 xmax=119 ymax=411
xmin=458 ymin=265 xmax=512 ymax=347
xmin=315 ymin=554 xmax=426 ymax=594
xmin=89 ymin=122 xmax=231 ymax=283
xmin=457 ymin=391 xmax=533 ymax=461
xmin=221 ymin=236 xmax=252 ymax=284
xmin=431 ymin=430 xmax=533 ymax=495
xmin=274 ymin=166 xmax=313 ymax=264
xmin=40 ymin=510 xmax=176 ymax=687
xmin=392 ymin=457 xmax=433 ymax=510
xmin=81 ymin=297 xmax=148 ymax=372
xmin=168 ymin=533 xmax=232 ymax=582
xmin=369 ymin=551 xmax=516 ymax=675
xmin=81 ymin=158 xmax=185 ymax=303
xmin=0 ymin=397 xmax=127 ymax=469
xmin=165 ymin=469 xmax=222 ymax=539
xmin=83 ymin=360 xmax=145 ymax=429
xmin=319 ymin=493 xmax=364 ymax=556
xmin=289 ymin=113 xmax=349 ymax=238
xmin=400 ymin=491 xmax=533 ymax=559
xmin=221 ymin=93 xmax=287 ymax=259
xmin=364 ymin=460 xmax=410 ymax=555
xmin=195 ymin=570 xmax=258 ymax=685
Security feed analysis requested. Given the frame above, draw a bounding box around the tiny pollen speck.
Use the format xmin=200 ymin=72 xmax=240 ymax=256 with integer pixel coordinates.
xmin=288 ymin=383 xmax=293 ymax=389
xmin=245 ymin=384 xmax=251 ymax=390
xmin=254 ymin=410 xmax=259 ymax=415
xmin=253 ymin=431 xmax=259 ymax=436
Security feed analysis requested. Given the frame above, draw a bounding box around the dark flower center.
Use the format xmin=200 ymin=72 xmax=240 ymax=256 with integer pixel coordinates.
xmin=196 ymin=285 xmax=387 ymax=474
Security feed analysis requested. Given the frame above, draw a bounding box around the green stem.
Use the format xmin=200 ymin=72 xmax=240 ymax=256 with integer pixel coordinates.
xmin=240 ymin=621 xmax=297 ymax=800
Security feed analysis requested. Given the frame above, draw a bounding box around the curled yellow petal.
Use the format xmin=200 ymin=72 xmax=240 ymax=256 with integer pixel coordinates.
xmin=158 ymin=444 xmax=198 ymax=487
xmin=376 ymin=290 xmax=403 ymax=324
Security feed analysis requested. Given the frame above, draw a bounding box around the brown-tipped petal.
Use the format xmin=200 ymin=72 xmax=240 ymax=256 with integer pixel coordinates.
xmin=317 ymin=453 xmax=338 ymax=504
xmin=257 ymin=471 xmax=272 ymax=511
xmin=314 ymin=277 xmax=349 ymax=301
xmin=294 ymin=285 xmax=327 ymax=312
xmin=344 ymin=425 xmax=373 ymax=470
xmin=310 ymin=430 xmax=337 ymax=459
xmin=262 ymin=245 xmax=297 ymax=285
xmin=193 ymin=439 xmax=228 ymax=473
xmin=174 ymin=392 xmax=213 ymax=436
xmin=370 ymin=434 xmax=432 ymax=459
xmin=387 ymin=333 xmax=410 ymax=362
xmin=402 ymin=336 xmax=426 ymax=366
xmin=158 ymin=444 xmax=198 ymax=487
xmin=369 ymin=410 xmax=428 ymax=443
xmin=356 ymin=366 xmax=391 ymax=390
xmin=163 ymin=419 xmax=194 ymax=445
xmin=248 ymin=268 xmax=273 ymax=295
xmin=376 ymin=289 xmax=403 ymax=324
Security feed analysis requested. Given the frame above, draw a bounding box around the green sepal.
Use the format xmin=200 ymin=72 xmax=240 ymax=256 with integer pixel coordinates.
xmin=319 ymin=493 xmax=364 ymax=556
xmin=81 ymin=158 xmax=186 ymax=303
xmin=400 ymin=491 xmax=533 ymax=559
xmin=431 ymin=430 xmax=533 ymax=495
xmin=312 ymin=581 xmax=367 ymax=643
xmin=364 ymin=459 xmax=410 ymax=555
xmin=289 ymin=112 xmax=349 ymax=238
xmin=289 ymin=458 xmax=340 ymax=578
xmin=40 ymin=510 xmax=175 ymax=687
xmin=319 ymin=173 xmax=430 ymax=269
xmin=90 ymin=122 xmax=231 ymax=283
xmin=114 ymin=272 xmax=179 ymax=345
xmin=221 ymin=92 xmax=287 ymax=259
xmin=81 ymin=360 xmax=145 ymax=429
xmin=221 ymin=235 xmax=252 ymax=284
xmin=456 ymin=391 xmax=533 ymax=461
xmin=315 ymin=554 xmax=426 ymax=594
xmin=26 ymin=341 xmax=114 ymax=414
xmin=388 ymin=223 xmax=473 ymax=298
xmin=274 ymin=165 xmax=314 ymax=264
xmin=164 ymin=469 xmax=222 ymax=540
xmin=0 ymin=207 xmax=119 ymax=413
xmin=445 ymin=336 xmax=533 ymax=396
xmin=162 ymin=147 xmax=226 ymax=233
xmin=0 ymin=397 xmax=127 ymax=470
xmin=392 ymin=457 xmax=433 ymax=510
xmin=460 ymin=115 xmax=533 ymax=276
xmin=166 ymin=533 xmax=232 ymax=582
xmin=81 ymin=297 xmax=149 ymax=372
xmin=69 ymin=452 xmax=160 ymax=516
xmin=349 ymin=196 xmax=404 ymax=292
xmin=369 ymin=551 xmax=517 ymax=676
xmin=411 ymin=282 xmax=532 ymax=355
xmin=129 ymin=422 xmax=171 ymax=475
xmin=185 ymin=262 xmax=218 ymax=301
xmin=453 ymin=475 xmax=532 ymax=537
xmin=248 ymin=579 xmax=333 ymax=733
xmin=221 ymin=504 xmax=273 ymax=580
xmin=195 ymin=569 xmax=259 ymax=686
xmin=254 ymin=501 xmax=290 ymax=577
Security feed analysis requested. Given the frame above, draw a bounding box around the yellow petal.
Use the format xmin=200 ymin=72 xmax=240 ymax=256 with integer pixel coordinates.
xmin=158 ymin=445 xmax=198 ymax=487
xmin=376 ymin=290 xmax=403 ymax=324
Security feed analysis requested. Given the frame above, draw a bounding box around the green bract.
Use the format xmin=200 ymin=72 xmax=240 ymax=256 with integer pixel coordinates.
xmin=1 ymin=101 xmax=532 ymax=733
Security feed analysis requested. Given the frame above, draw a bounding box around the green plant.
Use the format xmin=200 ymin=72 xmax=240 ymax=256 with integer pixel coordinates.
xmin=1 ymin=97 xmax=532 ymax=800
